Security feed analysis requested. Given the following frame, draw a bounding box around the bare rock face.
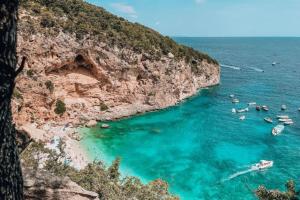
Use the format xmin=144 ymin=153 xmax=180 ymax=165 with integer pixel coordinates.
xmin=19 ymin=124 xmax=50 ymax=142
xmin=13 ymin=10 xmax=220 ymax=127
xmin=23 ymin=168 xmax=99 ymax=200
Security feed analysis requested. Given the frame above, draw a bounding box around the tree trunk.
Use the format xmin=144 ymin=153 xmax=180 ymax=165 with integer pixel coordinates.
xmin=0 ymin=0 xmax=23 ymax=199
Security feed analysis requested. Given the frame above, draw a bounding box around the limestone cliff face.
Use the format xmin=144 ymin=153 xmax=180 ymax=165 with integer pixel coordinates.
xmin=13 ymin=10 xmax=220 ymax=127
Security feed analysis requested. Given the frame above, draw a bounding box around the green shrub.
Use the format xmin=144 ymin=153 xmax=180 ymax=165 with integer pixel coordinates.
xmin=54 ymin=99 xmax=66 ymax=115
xmin=107 ymin=157 xmax=121 ymax=181
xmin=26 ymin=69 xmax=34 ymax=77
xmin=41 ymin=17 xmax=55 ymax=28
xmin=45 ymin=80 xmax=54 ymax=93
xmin=13 ymin=89 xmax=23 ymax=100
xmin=40 ymin=12 xmax=55 ymax=28
xmin=100 ymin=102 xmax=108 ymax=111
xmin=148 ymin=92 xmax=155 ymax=96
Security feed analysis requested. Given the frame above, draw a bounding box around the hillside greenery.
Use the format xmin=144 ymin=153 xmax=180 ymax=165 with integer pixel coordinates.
xmin=21 ymin=142 xmax=178 ymax=200
xmin=54 ymin=99 xmax=66 ymax=115
xmin=19 ymin=0 xmax=218 ymax=65
xmin=256 ymin=181 xmax=299 ymax=200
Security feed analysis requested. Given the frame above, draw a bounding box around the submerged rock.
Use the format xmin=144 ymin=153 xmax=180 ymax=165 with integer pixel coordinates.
xmin=86 ymin=120 xmax=97 ymax=128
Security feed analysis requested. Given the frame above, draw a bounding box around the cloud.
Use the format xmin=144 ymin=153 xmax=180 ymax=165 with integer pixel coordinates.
xmin=195 ymin=0 xmax=205 ymax=5
xmin=111 ymin=3 xmax=136 ymax=15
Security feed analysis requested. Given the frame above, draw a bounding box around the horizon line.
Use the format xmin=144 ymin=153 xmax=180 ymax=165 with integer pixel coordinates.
xmin=171 ymin=36 xmax=300 ymax=38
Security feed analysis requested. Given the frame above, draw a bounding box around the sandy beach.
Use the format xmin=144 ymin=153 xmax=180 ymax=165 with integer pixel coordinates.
xmin=20 ymin=122 xmax=92 ymax=170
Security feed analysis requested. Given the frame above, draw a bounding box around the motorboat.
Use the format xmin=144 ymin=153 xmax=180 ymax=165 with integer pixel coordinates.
xmin=264 ymin=117 xmax=273 ymax=123
xmin=251 ymin=160 xmax=273 ymax=170
xmin=230 ymin=94 xmax=235 ymax=98
xmin=248 ymin=102 xmax=257 ymax=106
xmin=262 ymin=106 xmax=269 ymax=111
xmin=237 ymin=108 xmax=249 ymax=113
xmin=256 ymin=106 xmax=261 ymax=111
xmin=277 ymin=115 xmax=289 ymax=119
xmin=284 ymin=121 xmax=294 ymax=126
xmin=239 ymin=115 xmax=246 ymax=120
xmin=232 ymin=98 xmax=240 ymax=103
xmin=232 ymin=108 xmax=237 ymax=113
xmin=281 ymin=105 xmax=287 ymax=111
xmin=101 ymin=124 xmax=110 ymax=129
xmin=278 ymin=118 xmax=292 ymax=122
xmin=272 ymin=62 xmax=277 ymax=66
xmin=272 ymin=125 xmax=285 ymax=136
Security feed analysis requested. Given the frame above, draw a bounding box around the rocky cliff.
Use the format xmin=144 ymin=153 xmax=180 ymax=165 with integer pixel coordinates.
xmin=23 ymin=168 xmax=99 ymax=200
xmin=13 ymin=0 xmax=220 ymax=128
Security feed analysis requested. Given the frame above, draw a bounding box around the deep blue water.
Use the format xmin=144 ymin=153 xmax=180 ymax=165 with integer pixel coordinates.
xmin=82 ymin=37 xmax=300 ymax=200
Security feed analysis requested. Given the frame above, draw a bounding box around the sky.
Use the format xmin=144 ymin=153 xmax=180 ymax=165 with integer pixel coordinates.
xmin=87 ymin=0 xmax=300 ymax=37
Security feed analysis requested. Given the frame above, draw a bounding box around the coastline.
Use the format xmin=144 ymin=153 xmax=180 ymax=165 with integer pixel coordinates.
xmin=97 ymin=81 xmax=220 ymax=121
xmin=17 ymin=82 xmax=220 ymax=172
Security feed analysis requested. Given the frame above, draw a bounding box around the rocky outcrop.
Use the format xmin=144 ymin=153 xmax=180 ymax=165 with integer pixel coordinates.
xmin=86 ymin=120 xmax=97 ymax=128
xmin=19 ymin=124 xmax=50 ymax=142
xmin=23 ymin=168 xmax=99 ymax=200
xmin=13 ymin=30 xmax=219 ymax=127
xmin=13 ymin=6 xmax=220 ymax=130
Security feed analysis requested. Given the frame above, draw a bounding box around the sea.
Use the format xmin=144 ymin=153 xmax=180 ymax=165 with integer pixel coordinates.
xmin=81 ymin=37 xmax=300 ymax=200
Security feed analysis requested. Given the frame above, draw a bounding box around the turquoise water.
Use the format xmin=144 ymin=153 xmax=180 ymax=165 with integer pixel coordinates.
xmin=82 ymin=38 xmax=300 ymax=200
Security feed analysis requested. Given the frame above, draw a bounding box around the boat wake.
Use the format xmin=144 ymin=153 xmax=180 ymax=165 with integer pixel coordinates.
xmin=223 ymin=160 xmax=273 ymax=182
xmin=221 ymin=64 xmax=241 ymax=70
xmin=220 ymin=64 xmax=265 ymax=73
xmin=225 ymin=168 xmax=255 ymax=181
xmin=249 ymin=67 xmax=264 ymax=72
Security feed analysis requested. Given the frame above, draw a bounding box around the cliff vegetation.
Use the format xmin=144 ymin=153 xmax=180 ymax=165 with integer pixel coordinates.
xmin=20 ymin=0 xmax=218 ymax=64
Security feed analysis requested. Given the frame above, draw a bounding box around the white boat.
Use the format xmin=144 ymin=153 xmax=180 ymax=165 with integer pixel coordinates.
xmin=248 ymin=102 xmax=257 ymax=106
xmin=272 ymin=125 xmax=285 ymax=136
xmin=239 ymin=115 xmax=246 ymax=120
xmin=264 ymin=117 xmax=273 ymax=123
xmin=281 ymin=105 xmax=287 ymax=110
xmin=237 ymin=108 xmax=249 ymax=113
xmin=251 ymin=160 xmax=273 ymax=170
xmin=278 ymin=118 xmax=292 ymax=122
xmin=284 ymin=121 xmax=294 ymax=125
xmin=272 ymin=62 xmax=277 ymax=66
xmin=101 ymin=124 xmax=110 ymax=129
xmin=230 ymin=94 xmax=235 ymax=98
xmin=232 ymin=98 xmax=240 ymax=103
xmin=277 ymin=115 xmax=289 ymax=119
xmin=298 ymin=108 xmax=300 ymax=112
xmin=262 ymin=106 xmax=269 ymax=111
xmin=232 ymin=108 xmax=237 ymax=113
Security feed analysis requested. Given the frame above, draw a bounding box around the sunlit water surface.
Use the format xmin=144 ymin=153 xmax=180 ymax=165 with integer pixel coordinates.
xmin=82 ymin=38 xmax=300 ymax=200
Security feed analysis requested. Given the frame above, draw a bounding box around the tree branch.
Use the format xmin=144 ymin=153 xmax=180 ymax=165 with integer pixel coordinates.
xmin=14 ymin=56 xmax=26 ymax=78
